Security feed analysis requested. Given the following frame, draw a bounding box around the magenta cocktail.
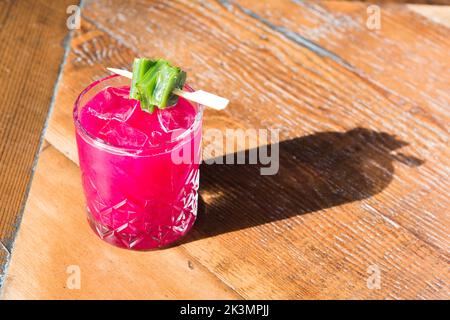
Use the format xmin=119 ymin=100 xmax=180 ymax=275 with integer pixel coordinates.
xmin=74 ymin=75 xmax=202 ymax=250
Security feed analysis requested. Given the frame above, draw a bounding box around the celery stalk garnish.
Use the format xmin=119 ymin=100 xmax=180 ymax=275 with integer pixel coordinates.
xmin=130 ymin=58 xmax=155 ymax=100
xmin=130 ymin=58 xmax=187 ymax=113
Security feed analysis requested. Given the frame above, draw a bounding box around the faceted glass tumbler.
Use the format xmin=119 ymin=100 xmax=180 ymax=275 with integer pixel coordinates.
xmin=73 ymin=75 xmax=203 ymax=250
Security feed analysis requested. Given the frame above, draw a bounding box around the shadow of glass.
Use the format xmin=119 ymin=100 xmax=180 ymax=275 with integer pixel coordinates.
xmin=182 ymin=127 xmax=423 ymax=244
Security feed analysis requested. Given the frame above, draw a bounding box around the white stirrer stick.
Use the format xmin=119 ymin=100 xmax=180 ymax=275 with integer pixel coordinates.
xmin=107 ymin=68 xmax=229 ymax=110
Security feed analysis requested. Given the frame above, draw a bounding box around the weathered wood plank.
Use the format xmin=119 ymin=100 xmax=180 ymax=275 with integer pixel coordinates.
xmin=1 ymin=146 xmax=240 ymax=299
xmin=39 ymin=0 xmax=450 ymax=299
xmin=81 ymin=0 xmax=449 ymax=251
xmin=230 ymin=0 xmax=450 ymax=121
xmin=0 ymin=0 xmax=74 ymax=282
xmin=215 ymin=0 xmax=450 ymax=255
xmin=409 ymin=4 xmax=450 ymax=27
xmin=345 ymin=0 xmax=450 ymax=4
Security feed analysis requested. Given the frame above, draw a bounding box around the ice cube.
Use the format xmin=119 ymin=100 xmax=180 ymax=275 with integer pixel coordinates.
xmin=99 ymin=120 xmax=148 ymax=148
xmin=157 ymin=104 xmax=195 ymax=133
xmin=86 ymin=86 xmax=138 ymax=122
xmin=146 ymin=130 xmax=164 ymax=146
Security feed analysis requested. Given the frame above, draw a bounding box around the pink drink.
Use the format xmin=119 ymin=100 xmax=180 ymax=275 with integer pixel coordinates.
xmin=73 ymin=75 xmax=202 ymax=250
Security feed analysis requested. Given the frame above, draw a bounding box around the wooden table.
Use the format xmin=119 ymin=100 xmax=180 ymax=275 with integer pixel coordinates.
xmin=1 ymin=0 xmax=449 ymax=299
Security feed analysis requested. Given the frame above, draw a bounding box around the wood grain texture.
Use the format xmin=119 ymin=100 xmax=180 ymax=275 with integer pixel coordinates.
xmin=219 ymin=0 xmax=450 ymax=254
xmin=1 ymin=146 xmax=239 ymax=299
xmin=0 ymin=0 xmax=74 ymax=285
xmin=4 ymin=0 xmax=450 ymax=299
xmin=409 ymin=4 xmax=450 ymax=27
xmin=346 ymin=0 xmax=450 ymax=4
xmin=230 ymin=0 xmax=450 ymax=125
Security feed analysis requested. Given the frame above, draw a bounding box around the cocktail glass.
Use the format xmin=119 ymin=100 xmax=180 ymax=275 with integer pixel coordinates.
xmin=73 ymin=75 xmax=203 ymax=250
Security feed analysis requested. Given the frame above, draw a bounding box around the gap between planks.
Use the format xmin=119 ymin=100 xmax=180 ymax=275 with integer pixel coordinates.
xmin=218 ymin=1 xmax=449 ymax=119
